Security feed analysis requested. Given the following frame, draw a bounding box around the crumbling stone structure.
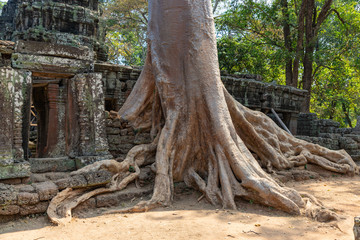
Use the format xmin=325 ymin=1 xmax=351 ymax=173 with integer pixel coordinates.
xmin=297 ymin=113 xmax=360 ymax=162
xmin=0 ymin=0 xmax=111 ymax=181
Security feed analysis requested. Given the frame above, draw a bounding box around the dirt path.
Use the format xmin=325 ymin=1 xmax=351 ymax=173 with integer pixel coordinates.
xmin=1 ymin=176 xmax=359 ymax=240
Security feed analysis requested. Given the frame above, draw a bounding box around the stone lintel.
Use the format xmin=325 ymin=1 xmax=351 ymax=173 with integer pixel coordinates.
xmin=0 ymin=162 xmax=31 ymax=180
xmin=75 ymin=155 xmax=113 ymax=169
xmin=0 ymin=40 xmax=15 ymax=54
xmin=29 ymin=157 xmax=76 ymax=173
xmin=12 ymin=53 xmax=92 ymax=74
xmin=15 ymin=41 xmax=95 ymax=61
xmin=94 ymin=63 xmax=133 ymax=73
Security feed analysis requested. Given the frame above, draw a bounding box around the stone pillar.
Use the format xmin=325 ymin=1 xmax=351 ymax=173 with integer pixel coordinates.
xmin=354 ymin=116 xmax=360 ymax=133
xmin=74 ymin=73 xmax=112 ymax=167
xmin=0 ymin=67 xmax=31 ymax=180
xmin=45 ymin=83 xmax=66 ymax=157
xmin=284 ymin=113 xmax=299 ymax=135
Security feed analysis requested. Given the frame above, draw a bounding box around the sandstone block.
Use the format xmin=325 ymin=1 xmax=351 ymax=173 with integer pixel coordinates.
xmin=33 ymin=181 xmax=58 ymax=201
xmin=17 ymin=192 xmax=39 ymax=205
xmin=0 ymin=190 xmax=17 ymax=205
xmin=106 ymin=127 xmax=121 ymax=135
xmin=0 ymin=205 xmax=20 ymax=215
xmin=69 ymin=175 xmax=88 ymax=188
xmin=54 ymin=178 xmax=70 ymax=190
xmin=19 ymin=201 xmax=49 ymax=216
xmin=83 ymin=170 xmax=112 ymax=187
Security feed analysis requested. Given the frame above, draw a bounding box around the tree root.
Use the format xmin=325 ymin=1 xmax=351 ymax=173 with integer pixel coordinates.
xmin=47 ymin=0 xmax=359 ymax=224
xmin=47 ymin=138 xmax=158 ymax=225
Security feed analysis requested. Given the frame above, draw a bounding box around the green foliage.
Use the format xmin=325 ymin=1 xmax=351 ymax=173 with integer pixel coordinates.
xmin=101 ymin=0 xmax=148 ymax=66
xmin=217 ymin=36 xmax=285 ymax=83
xmin=215 ymin=0 xmax=291 ymax=84
xmin=311 ymin=0 xmax=360 ymax=127
xmin=0 ymin=2 xmax=6 ymax=10
xmin=216 ymin=0 xmax=360 ymax=126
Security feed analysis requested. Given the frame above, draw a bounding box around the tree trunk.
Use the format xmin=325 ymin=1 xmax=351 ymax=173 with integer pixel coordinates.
xmin=47 ymin=0 xmax=358 ymax=225
xmin=292 ymin=0 xmax=306 ymax=88
xmin=282 ymin=0 xmax=294 ymax=87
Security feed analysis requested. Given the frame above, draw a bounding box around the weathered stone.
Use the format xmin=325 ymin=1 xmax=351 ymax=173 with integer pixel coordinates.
xmin=16 ymin=184 xmax=35 ymax=193
xmin=29 ymin=158 xmax=76 ymax=173
xmin=68 ymin=175 xmax=88 ymax=189
xmin=0 ymin=205 xmax=20 ymax=215
xmin=0 ymin=40 xmax=15 ymax=54
xmin=112 ymin=119 xmax=122 ymax=128
xmin=15 ymin=41 xmax=95 ymax=61
xmin=17 ymin=192 xmax=39 ymax=205
xmin=0 ymin=163 xmax=31 ymax=180
xmin=12 ymin=53 xmax=92 ymax=74
xmin=134 ymin=133 xmax=151 ymax=145
xmin=0 ymin=178 xmax=22 ymax=185
xmin=19 ymin=201 xmax=49 ymax=216
xmin=83 ymin=170 xmax=113 ymax=187
xmin=120 ymin=129 xmax=129 ymax=136
xmin=73 ymin=198 xmax=96 ymax=213
xmin=0 ymin=189 xmax=17 ymax=205
xmin=54 ymin=178 xmax=71 ymax=190
xmin=96 ymin=184 xmax=153 ymax=208
xmin=74 ymin=155 xmax=114 ymax=169
xmin=106 ymin=127 xmax=121 ymax=135
xmin=0 ymin=68 xmax=31 ymax=180
xmin=33 ymin=181 xmax=58 ymax=201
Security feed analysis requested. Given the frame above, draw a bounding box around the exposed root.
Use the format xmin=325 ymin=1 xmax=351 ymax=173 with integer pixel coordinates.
xmin=48 ymin=138 xmax=158 ymax=225
xmin=47 ymin=0 xmax=359 ymax=224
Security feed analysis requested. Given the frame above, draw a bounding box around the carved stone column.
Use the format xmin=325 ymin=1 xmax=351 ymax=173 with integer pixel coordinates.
xmin=74 ymin=73 xmax=112 ymax=167
xmin=0 ymin=68 xmax=31 ymax=180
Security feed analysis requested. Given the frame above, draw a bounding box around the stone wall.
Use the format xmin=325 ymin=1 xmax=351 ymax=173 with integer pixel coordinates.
xmin=105 ymin=111 xmax=151 ymax=159
xmin=0 ymin=167 xmax=153 ymax=222
xmin=296 ymin=113 xmax=360 ymax=162
xmin=96 ymin=63 xmax=306 ymax=134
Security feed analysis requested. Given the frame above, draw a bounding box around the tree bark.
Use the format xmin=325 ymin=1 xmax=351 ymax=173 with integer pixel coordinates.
xmin=47 ymin=0 xmax=358 ymax=225
xmin=281 ymin=0 xmax=294 ymax=87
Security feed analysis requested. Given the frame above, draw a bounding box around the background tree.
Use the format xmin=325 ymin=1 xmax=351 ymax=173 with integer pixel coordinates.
xmin=102 ymin=0 xmax=148 ymax=65
xmin=216 ymin=0 xmax=360 ymax=119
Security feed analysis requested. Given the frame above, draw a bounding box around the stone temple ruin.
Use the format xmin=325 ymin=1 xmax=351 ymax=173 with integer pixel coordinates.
xmin=0 ymin=0 xmax=359 ymax=220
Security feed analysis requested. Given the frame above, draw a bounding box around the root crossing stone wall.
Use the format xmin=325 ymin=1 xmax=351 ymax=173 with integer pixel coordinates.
xmin=105 ymin=111 xmax=152 ymax=159
xmin=297 ymin=113 xmax=360 ymax=162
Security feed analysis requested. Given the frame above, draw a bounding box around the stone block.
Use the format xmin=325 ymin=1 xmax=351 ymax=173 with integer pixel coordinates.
xmin=12 ymin=53 xmax=92 ymax=74
xmin=0 ymin=163 xmax=31 ymax=180
xmin=15 ymin=41 xmax=95 ymax=61
xmin=0 ymin=205 xmax=20 ymax=215
xmin=16 ymin=184 xmax=35 ymax=193
xmin=106 ymin=127 xmax=121 ymax=135
xmin=107 ymin=135 xmax=122 ymax=145
xmin=96 ymin=184 xmax=153 ymax=208
xmin=96 ymin=193 xmax=120 ymax=208
xmin=17 ymin=192 xmax=39 ymax=205
xmin=29 ymin=157 xmax=76 ymax=173
xmin=83 ymin=170 xmax=113 ymax=187
xmin=0 ymin=189 xmax=17 ymax=205
xmin=54 ymin=178 xmax=70 ymax=190
xmin=19 ymin=201 xmax=49 ymax=216
xmin=73 ymin=198 xmax=96 ymax=213
xmin=120 ymin=129 xmax=128 ymax=136
xmin=134 ymin=133 xmax=151 ymax=145
xmin=69 ymin=175 xmax=88 ymax=189
xmin=33 ymin=181 xmax=58 ymax=201
xmin=112 ymin=118 xmax=122 ymax=128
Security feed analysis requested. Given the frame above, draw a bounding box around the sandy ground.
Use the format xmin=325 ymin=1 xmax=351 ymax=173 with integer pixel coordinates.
xmin=1 ymin=175 xmax=359 ymax=240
